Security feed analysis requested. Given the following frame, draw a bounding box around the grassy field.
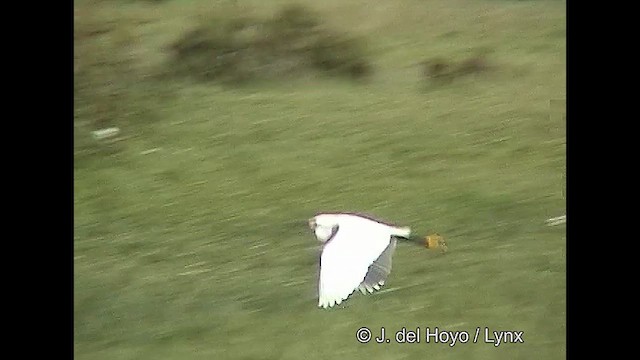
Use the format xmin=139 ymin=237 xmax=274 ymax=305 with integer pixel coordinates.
xmin=74 ymin=0 xmax=566 ymax=359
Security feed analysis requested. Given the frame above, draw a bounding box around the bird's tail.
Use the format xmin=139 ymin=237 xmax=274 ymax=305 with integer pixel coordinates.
xmin=391 ymin=226 xmax=426 ymax=247
xmin=390 ymin=226 xmax=412 ymax=239
xmin=391 ymin=226 xmax=448 ymax=252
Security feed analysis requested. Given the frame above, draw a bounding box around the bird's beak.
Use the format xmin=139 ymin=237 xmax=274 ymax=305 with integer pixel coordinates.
xmin=308 ymin=218 xmax=316 ymax=230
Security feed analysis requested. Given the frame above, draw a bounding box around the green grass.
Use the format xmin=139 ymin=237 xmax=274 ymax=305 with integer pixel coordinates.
xmin=74 ymin=0 xmax=566 ymax=359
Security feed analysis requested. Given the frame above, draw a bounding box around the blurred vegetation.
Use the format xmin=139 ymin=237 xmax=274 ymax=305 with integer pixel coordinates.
xmin=168 ymin=4 xmax=371 ymax=84
xmin=74 ymin=1 xmax=566 ymax=359
xmin=74 ymin=2 xmax=167 ymax=160
xmin=74 ymin=2 xmax=371 ymax=162
xmin=422 ymin=55 xmax=493 ymax=85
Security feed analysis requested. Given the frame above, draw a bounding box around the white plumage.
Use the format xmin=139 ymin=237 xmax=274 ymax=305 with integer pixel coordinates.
xmin=308 ymin=213 xmax=412 ymax=309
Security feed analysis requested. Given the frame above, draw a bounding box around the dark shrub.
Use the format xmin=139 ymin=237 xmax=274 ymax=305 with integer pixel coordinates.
xmin=168 ymin=4 xmax=372 ymax=84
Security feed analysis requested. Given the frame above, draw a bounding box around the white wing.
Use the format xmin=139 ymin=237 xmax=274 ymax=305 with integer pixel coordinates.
xmin=358 ymin=238 xmax=397 ymax=294
xmin=318 ymin=224 xmax=393 ymax=309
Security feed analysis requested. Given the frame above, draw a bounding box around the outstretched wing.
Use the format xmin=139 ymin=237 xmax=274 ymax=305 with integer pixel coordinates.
xmin=318 ymin=225 xmax=392 ymax=309
xmin=358 ymin=238 xmax=397 ymax=294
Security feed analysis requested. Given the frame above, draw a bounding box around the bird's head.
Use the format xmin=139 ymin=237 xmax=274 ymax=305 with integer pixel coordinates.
xmin=308 ymin=213 xmax=340 ymax=243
